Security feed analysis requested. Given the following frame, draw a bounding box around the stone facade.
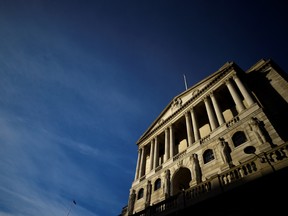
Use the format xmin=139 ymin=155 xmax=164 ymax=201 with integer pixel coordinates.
xmin=120 ymin=59 xmax=288 ymax=216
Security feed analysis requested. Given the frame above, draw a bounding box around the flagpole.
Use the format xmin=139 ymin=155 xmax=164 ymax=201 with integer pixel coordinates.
xmin=183 ymin=74 xmax=188 ymax=90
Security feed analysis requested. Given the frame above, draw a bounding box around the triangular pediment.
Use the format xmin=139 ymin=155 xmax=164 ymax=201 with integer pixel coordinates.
xmin=137 ymin=61 xmax=235 ymax=144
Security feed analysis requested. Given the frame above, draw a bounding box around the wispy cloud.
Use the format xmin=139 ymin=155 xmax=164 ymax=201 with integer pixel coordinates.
xmin=0 ymin=107 xmax=130 ymax=215
xmin=0 ymin=23 xmax=138 ymax=213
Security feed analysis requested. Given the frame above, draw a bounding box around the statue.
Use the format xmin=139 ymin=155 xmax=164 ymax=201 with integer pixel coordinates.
xmin=218 ymin=137 xmax=233 ymax=167
xmin=249 ymin=117 xmax=267 ymax=144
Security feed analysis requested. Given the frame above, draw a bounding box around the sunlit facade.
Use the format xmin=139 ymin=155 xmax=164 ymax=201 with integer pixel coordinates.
xmin=120 ymin=59 xmax=288 ymax=216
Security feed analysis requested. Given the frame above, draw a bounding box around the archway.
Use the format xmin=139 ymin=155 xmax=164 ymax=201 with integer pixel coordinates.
xmin=171 ymin=167 xmax=192 ymax=195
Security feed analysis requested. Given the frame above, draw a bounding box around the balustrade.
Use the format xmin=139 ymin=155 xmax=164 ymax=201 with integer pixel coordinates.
xmin=225 ymin=116 xmax=239 ymax=128
xmin=200 ymin=135 xmax=210 ymax=145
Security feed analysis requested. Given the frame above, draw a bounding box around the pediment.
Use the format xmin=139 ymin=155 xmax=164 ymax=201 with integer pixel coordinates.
xmin=151 ymin=75 xmax=219 ymax=129
xmin=137 ymin=61 xmax=235 ymax=144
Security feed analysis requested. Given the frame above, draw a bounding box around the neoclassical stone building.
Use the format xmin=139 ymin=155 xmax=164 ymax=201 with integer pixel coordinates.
xmin=120 ymin=59 xmax=288 ymax=216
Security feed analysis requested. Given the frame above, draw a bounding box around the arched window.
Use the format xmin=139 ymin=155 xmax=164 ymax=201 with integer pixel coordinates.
xmin=154 ymin=178 xmax=161 ymax=191
xmin=232 ymin=131 xmax=247 ymax=147
xmin=137 ymin=188 xmax=144 ymax=200
xmin=203 ymin=149 xmax=214 ymax=164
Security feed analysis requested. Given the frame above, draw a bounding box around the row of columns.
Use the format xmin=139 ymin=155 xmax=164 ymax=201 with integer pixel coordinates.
xmin=134 ymin=125 xmax=176 ymax=180
xmin=134 ymin=74 xmax=255 ymax=180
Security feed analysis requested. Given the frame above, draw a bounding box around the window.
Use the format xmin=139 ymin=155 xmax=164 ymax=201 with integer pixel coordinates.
xmin=203 ymin=149 xmax=214 ymax=164
xmin=154 ymin=178 xmax=161 ymax=191
xmin=232 ymin=131 xmax=247 ymax=147
xmin=137 ymin=188 xmax=144 ymax=200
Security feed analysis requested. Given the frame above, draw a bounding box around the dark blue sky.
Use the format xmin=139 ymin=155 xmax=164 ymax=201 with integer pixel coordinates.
xmin=0 ymin=1 xmax=287 ymax=216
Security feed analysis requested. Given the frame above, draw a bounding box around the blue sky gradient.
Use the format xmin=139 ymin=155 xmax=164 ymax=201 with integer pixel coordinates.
xmin=0 ymin=1 xmax=287 ymax=216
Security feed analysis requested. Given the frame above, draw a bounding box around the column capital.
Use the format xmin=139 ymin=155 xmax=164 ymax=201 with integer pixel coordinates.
xmin=203 ymin=95 xmax=209 ymax=102
xmin=225 ymin=78 xmax=231 ymax=85
xmin=232 ymin=73 xmax=238 ymax=80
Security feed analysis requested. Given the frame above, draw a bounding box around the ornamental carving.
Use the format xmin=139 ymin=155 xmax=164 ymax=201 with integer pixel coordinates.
xmin=171 ymin=97 xmax=182 ymax=111
xmin=192 ymin=89 xmax=200 ymax=96
xmin=158 ymin=118 xmax=164 ymax=125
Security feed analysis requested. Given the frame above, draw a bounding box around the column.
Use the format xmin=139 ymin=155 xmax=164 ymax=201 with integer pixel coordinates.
xmin=149 ymin=140 xmax=154 ymax=171
xmin=210 ymin=92 xmax=225 ymax=125
xmin=190 ymin=108 xmax=200 ymax=141
xmin=169 ymin=125 xmax=175 ymax=158
xmin=204 ymin=96 xmax=217 ymax=130
xmin=164 ymin=128 xmax=170 ymax=162
xmin=233 ymin=74 xmax=254 ymax=107
xmin=134 ymin=148 xmax=142 ymax=180
xmin=139 ymin=147 xmax=144 ymax=177
xmin=153 ymin=137 xmax=159 ymax=169
xmin=185 ymin=112 xmax=193 ymax=146
xmin=225 ymin=79 xmax=245 ymax=113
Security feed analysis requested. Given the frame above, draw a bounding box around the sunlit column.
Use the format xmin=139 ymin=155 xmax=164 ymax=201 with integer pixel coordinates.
xmin=149 ymin=140 xmax=154 ymax=171
xmin=164 ymin=128 xmax=170 ymax=162
xmin=138 ymin=148 xmax=144 ymax=177
xmin=225 ymin=78 xmax=245 ymax=113
xmin=169 ymin=125 xmax=175 ymax=158
xmin=190 ymin=107 xmax=200 ymax=141
xmin=210 ymin=92 xmax=225 ymax=125
xmin=153 ymin=137 xmax=159 ymax=168
xmin=204 ymin=96 xmax=217 ymax=130
xmin=185 ymin=112 xmax=193 ymax=146
xmin=134 ymin=148 xmax=142 ymax=180
xmin=140 ymin=147 xmax=146 ymax=177
xmin=233 ymin=74 xmax=254 ymax=107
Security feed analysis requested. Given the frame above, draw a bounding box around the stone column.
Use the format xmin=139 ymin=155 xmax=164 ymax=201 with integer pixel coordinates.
xmin=204 ymin=96 xmax=217 ymax=130
xmin=185 ymin=112 xmax=193 ymax=146
xmin=149 ymin=140 xmax=154 ymax=171
xmin=190 ymin=107 xmax=200 ymax=141
xmin=141 ymin=146 xmax=148 ymax=176
xmin=169 ymin=125 xmax=175 ymax=159
xmin=210 ymin=92 xmax=225 ymax=125
xmin=134 ymin=148 xmax=142 ymax=180
xmin=225 ymin=79 xmax=245 ymax=113
xmin=139 ymin=147 xmax=145 ymax=177
xmin=233 ymin=74 xmax=254 ymax=107
xmin=164 ymin=128 xmax=170 ymax=162
xmin=153 ymin=137 xmax=159 ymax=168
